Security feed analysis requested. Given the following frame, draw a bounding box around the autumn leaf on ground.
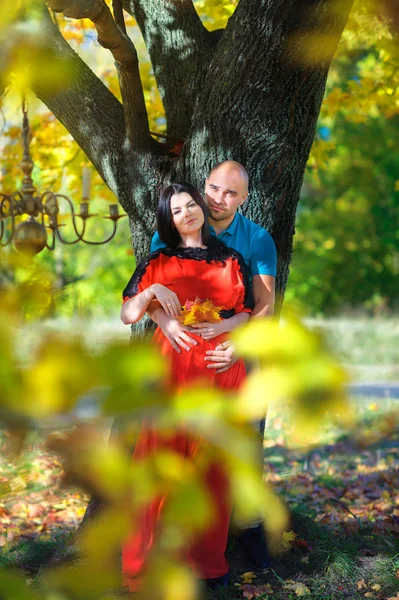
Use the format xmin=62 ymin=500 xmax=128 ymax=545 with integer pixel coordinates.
xmin=294 ymin=538 xmax=310 ymax=551
xmin=300 ymin=555 xmax=309 ymax=564
xmin=357 ymin=579 xmax=367 ymax=590
xmin=282 ymin=530 xmax=297 ymax=549
xmin=240 ymin=571 xmax=257 ymax=584
xmin=241 ymin=583 xmax=274 ymax=599
xmin=284 ymin=580 xmax=311 ymax=596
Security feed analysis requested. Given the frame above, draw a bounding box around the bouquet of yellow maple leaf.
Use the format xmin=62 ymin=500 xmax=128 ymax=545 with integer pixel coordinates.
xmin=177 ymin=297 xmax=223 ymax=326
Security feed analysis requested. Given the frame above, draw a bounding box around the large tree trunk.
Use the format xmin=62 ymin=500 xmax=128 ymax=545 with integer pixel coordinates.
xmin=2 ymin=0 xmax=353 ymax=538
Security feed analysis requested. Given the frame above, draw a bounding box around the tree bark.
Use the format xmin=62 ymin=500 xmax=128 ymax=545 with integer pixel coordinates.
xmin=32 ymin=8 xmax=128 ymax=196
xmin=123 ymin=0 xmax=215 ymax=139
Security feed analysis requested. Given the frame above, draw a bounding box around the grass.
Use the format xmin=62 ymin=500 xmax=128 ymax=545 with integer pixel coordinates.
xmin=211 ymin=517 xmax=399 ymax=600
xmin=307 ymin=317 xmax=399 ymax=382
xmin=18 ymin=315 xmax=399 ymax=381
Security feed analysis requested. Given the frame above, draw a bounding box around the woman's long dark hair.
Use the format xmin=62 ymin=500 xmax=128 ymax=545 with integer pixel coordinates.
xmin=157 ymin=182 xmax=212 ymax=248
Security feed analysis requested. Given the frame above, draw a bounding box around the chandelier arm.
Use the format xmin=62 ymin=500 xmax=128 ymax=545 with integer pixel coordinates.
xmin=79 ymin=220 xmax=118 ymax=245
xmin=0 ymin=196 xmax=16 ymax=247
xmin=40 ymin=209 xmax=56 ymax=251
xmin=55 ymin=227 xmax=85 ymax=245
xmin=46 ymin=228 xmax=57 ymax=251
xmin=53 ymin=194 xmax=87 ymax=241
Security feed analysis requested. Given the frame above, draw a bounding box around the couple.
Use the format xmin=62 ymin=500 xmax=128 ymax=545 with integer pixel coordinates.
xmin=121 ymin=161 xmax=277 ymax=591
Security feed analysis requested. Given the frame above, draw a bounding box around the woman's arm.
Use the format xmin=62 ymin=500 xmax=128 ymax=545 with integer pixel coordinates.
xmin=191 ymin=311 xmax=250 ymax=340
xmin=121 ymin=287 xmax=155 ymax=324
xmin=121 ymin=284 xmax=181 ymax=324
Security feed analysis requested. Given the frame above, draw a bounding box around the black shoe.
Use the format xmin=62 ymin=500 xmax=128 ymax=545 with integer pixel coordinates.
xmin=204 ymin=572 xmax=230 ymax=590
xmin=239 ymin=525 xmax=271 ymax=570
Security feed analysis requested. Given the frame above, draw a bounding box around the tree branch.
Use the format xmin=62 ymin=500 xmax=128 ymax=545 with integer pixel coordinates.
xmin=22 ymin=6 xmax=126 ymax=196
xmin=123 ymin=0 xmax=216 ymax=139
xmin=46 ymin=0 xmax=154 ymax=150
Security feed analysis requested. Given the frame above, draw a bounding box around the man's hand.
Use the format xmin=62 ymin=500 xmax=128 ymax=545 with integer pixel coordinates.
xmin=204 ymin=340 xmax=238 ymax=374
xmin=157 ymin=312 xmax=198 ymax=353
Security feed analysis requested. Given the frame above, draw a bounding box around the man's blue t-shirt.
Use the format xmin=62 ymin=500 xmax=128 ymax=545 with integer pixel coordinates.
xmin=150 ymin=212 xmax=277 ymax=278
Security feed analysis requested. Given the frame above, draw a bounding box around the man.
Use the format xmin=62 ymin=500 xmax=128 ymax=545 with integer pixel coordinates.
xmin=148 ymin=160 xmax=277 ymax=570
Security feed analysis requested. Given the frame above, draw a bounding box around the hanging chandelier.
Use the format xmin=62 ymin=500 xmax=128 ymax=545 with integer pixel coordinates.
xmin=0 ymin=95 xmax=127 ymax=255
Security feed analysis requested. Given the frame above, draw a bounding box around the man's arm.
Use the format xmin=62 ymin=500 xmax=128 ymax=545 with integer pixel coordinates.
xmin=204 ymin=276 xmax=275 ymax=373
xmin=251 ymin=274 xmax=275 ymax=318
xmin=205 ymin=228 xmax=277 ymax=373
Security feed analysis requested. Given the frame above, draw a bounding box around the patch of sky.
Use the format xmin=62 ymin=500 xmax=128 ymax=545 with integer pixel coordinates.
xmin=82 ymin=29 xmax=98 ymax=48
xmin=319 ymin=126 xmax=331 ymax=141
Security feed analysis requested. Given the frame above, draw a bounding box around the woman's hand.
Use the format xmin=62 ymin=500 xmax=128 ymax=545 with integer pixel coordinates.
xmin=190 ymin=320 xmax=227 ymax=340
xmin=157 ymin=314 xmax=198 ymax=353
xmin=149 ymin=284 xmax=181 ymax=317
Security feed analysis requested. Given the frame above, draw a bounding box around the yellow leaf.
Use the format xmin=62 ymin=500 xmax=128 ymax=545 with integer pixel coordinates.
xmin=183 ymin=312 xmax=197 ymax=326
xmin=241 ymin=571 xmax=257 ymax=584
xmin=9 ymin=476 xmax=27 ymax=492
xmin=178 ymin=298 xmax=222 ymax=325
xmin=285 ymin=580 xmax=311 ymax=596
xmin=357 ymin=579 xmax=367 ymax=590
xmin=282 ymin=530 xmax=297 ymax=549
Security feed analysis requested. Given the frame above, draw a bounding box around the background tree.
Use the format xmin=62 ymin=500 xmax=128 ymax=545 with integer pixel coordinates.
xmin=287 ymin=3 xmax=399 ymax=315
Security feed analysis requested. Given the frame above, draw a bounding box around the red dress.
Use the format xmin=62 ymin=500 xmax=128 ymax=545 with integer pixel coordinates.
xmin=121 ymin=244 xmax=252 ymax=589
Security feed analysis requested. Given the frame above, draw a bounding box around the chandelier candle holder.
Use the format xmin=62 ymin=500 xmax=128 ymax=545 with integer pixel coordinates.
xmin=0 ymin=96 xmax=127 ymax=255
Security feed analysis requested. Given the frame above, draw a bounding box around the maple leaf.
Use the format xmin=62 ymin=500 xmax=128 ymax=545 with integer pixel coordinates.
xmin=241 ymin=584 xmax=273 ymax=599
xmin=177 ymin=298 xmax=222 ymax=325
xmin=282 ymin=530 xmax=297 ymax=549
xmin=285 ymin=580 xmax=311 ymax=596
xmin=182 ymin=311 xmax=197 ymax=326
xmin=357 ymin=579 xmax=367 ymax=590
xmin=241 ymin=571 xmax=257 ymax=584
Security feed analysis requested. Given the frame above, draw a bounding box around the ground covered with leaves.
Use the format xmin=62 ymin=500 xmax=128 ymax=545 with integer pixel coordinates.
xmin=1 ymin=399 xmax=399 ymax=600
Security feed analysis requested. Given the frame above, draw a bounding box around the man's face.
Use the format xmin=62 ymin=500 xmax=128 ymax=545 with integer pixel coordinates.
xmin=204 ymin=167 xmax=248 ymax=223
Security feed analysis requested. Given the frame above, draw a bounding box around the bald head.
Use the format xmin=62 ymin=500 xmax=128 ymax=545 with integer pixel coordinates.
xmin=205 ymin=161 xmax=249 ymax=229
xmin=209 ymin=160 xmax=249 ymax=190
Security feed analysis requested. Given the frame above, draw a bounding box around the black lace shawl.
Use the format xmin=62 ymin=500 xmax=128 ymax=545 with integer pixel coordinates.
xmin=122 ymin=241 xmax=254 ymax=312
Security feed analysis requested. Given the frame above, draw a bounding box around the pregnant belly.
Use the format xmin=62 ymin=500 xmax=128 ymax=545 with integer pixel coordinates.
xmin=153 ymin=329 xmax=229 ymax=387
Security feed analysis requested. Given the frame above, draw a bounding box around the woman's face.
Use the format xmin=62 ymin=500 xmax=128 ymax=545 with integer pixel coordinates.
xmin=170 ymin=192 xmax=205 ymax=236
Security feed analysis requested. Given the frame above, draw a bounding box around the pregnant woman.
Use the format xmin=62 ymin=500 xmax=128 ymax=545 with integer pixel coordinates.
xmin=121 ymin=182 xmax=253 ymax=591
